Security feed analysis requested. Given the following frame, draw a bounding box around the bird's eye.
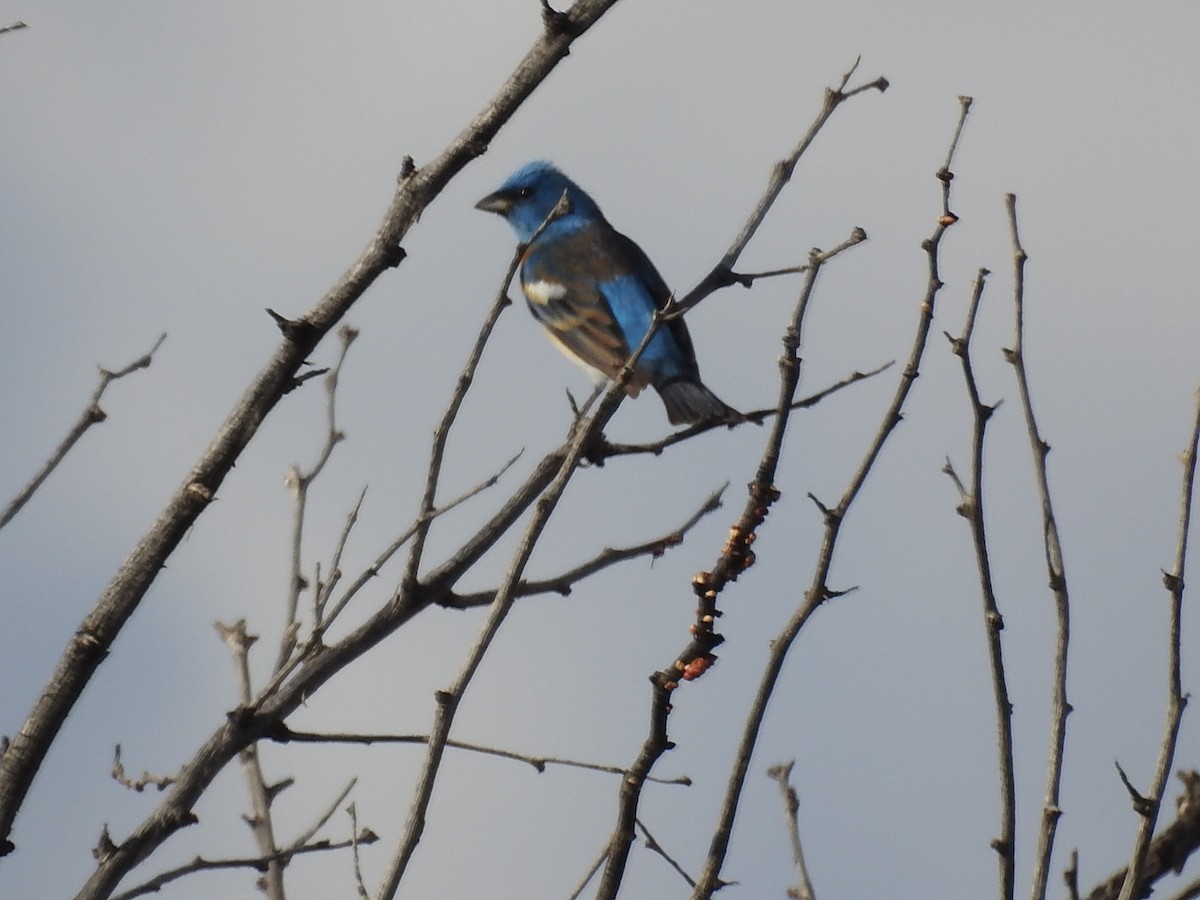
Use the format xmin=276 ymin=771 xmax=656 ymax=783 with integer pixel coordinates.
xmin=517 ymin=187 xmax=534 ymax=199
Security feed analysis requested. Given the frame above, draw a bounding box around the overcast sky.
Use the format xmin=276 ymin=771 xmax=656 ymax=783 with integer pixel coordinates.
xmin=2 ymin=2 xmax=1199 ymax=898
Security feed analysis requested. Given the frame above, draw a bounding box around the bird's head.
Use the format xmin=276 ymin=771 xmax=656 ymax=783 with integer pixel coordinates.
xmin=475 ymin=161 xmax=602 ymax=242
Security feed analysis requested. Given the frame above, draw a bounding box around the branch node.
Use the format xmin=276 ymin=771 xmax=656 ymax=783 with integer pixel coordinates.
xmin=1115 ymin=759 xmax=1154 ymax=815
xmin=540 ymin=0 xmax=574 ymax=35
xmin=383 ymin=244 xmax=407 ymax=269
xmin=92 ymin=825 xmax=118 ymax=863
xmin=265 ymin=308 xmax=319 ymax=344
xmin=185 ymin=482 xmax=215 ymax=504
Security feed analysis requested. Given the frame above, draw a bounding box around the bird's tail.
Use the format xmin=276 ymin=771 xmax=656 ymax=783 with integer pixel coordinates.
xmin=655 ymin=377 xmax=741 ymax=426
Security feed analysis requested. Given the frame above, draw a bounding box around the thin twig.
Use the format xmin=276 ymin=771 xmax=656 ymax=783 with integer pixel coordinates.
xmin=0 ymin=333 xmax=166 ymax=531
xmin=1114 ymin=383 xmax=1200 ymax=900
xmin=314 ymin=486 xmax=369 ymax=630
xmin=216 ymin=620 xmax=285 ymax=900
xmin=768 ymin=762 xmax=816 ymax=900
xmin=395 ymin=185 xmax=573 ymax=617
xmin=1003 ymin=194 xmax=1074 ymax=900
xmin=636 ymin=818 xmax=696 ymax=888
xmin=601 ymin=227 xmax=866 ymax=900
xmin=943 ymin=265 xmax=1016 ymax=900
xmin=270 ymin=726 xmax=690 ymax=784
xmin=1169 ymin=875 xmax=1200 ymax=900
xmin=592 ymin=361 xmax=893 ymax=459
xmin=375 ymin=314 xmax=655 ymax=896
xmin=347 ymin=803 xmax=371 ymax=899
xmin=1064 ymin=849 xmax=1080 ymax=900
xmin=8 ymin=4 xmax=624 ymax=874
xmin=109 ymin=834 xmax=376 ymax=900
xmin=396 ymin=213 xmax=538 ymax=603
xmin=674 ymin=57 xmax=887 ymax=316
xmin=566 ymin=843 xmax=610 ymax=900
xmin=275 ymin=326 xmax=358 ymax=673
xmin=317 ymin=450 xmax=522 ymax=637
xmin=1084 ymin=771 xmax=1200 ymax=900
xmin=287 ymin=778 xmax=357 ymax=852
xmin=438 ymin=485 xmax=727 ymax=608
xmin=689 ymin=95 xmax=970 ymax=899
xmin=110 ymin=745 xmax=177 ymax=793
xmin=256 ymin=449 xmax=522 ymax=706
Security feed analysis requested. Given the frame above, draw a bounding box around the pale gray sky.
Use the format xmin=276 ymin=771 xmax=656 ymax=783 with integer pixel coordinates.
xmin=2 ymin=2 xmax=1199 ymax=898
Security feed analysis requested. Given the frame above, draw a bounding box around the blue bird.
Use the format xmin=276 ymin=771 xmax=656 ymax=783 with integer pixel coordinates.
xmin=475 ymin=161 xmax=739 ymax=426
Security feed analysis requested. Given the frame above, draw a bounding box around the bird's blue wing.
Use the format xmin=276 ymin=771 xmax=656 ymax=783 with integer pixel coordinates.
xmin=521 ymin=223 xmax=697 ymax=391
xmin=521 ymin=227 xmax=650 ymax=391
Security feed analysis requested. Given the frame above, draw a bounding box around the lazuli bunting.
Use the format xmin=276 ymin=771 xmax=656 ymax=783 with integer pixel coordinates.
xmin=476 ymin=161 xmax=739 ymax=425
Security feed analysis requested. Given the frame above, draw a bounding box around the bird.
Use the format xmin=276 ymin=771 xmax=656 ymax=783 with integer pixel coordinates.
xmin=475 ymin=161 xmax=739 ymax=426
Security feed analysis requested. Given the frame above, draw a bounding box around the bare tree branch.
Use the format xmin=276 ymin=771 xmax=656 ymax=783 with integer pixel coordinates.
xmin=396 ymin=221 xmax=531 ymax=605
xmin=1086 ymin=771 xmax=1200 ymax=900
xmin=768 ymin=762 xmax=816 ymax=900
xmin=567 ymin=842 xmax=610 ymax=900
xmin=347 ymin=803 xmax=372 ymax=900
xmin=216 ymin=620 xmax=285 ymax=899
xmin=108 ymin=833 xmax=377 ymax=900
xmin=276 ymin=325 xmax=358 ymax=673
xmin=688 ymin=95 xmax=971 ymax=899
xmin=375 ymin=359 xmax=642 ymax=897
xmin=1002 ymin=193 xmax=1074 ymax=900
xmin=1065 ymin=849 xmax=1080 ymax=900
xmin=437 ymin=484 xmax=727 ymax=609
xmin=269 ymin=725 xmax=690 ymax=785
xmin=11 ymin=3 xmax=625 ymax=876
xmin=602 ymin=223 xmax=867 ymax=899
xmin=0 ymin=333 xmax=166 ymax=532
xmin=636 ymin=818 xmax=696 ymax=889
xmin=286 ymin=778 xmax=357 ymax=855
xmin=313 ymin=486 xmax=368 ymax=631
xmin=1114 ymin=377 xmax=1200 ymax=900
xmin=943 ymin=264 xmax=1016 ymax=900
xmin=675 ymin=57 xmax=887 ymax=316
xmin=590 ymin=361 xmax=894 ymax=459
xmin=597 ymin=225 xmax=868 ymax=900
xmin=11 ymin=17 xmax=1162 ymax=899
xmin=1169 ymin=874 xmax=1200 ymax=900
xmin=310 ymin=448 xmax=523 ymax=643
xmin=110 ymin=746 xmax=176 ymax=793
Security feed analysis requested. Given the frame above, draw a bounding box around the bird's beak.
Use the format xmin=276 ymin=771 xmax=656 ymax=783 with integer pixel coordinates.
xmin=475 ymin=189 xmax=515 ymax=216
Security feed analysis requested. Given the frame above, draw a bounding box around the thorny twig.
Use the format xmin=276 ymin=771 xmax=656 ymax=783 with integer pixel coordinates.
xmin=636 ymin=818 xmax=696 ymax=888
xmin=276 ymin=325 xmax=358 ymax=673
xmin=0 ymin=333 xmax=166 ymax=531
xmin=437 ymin=485 xmax=727 ymax=609
xmin=216 ymin=620 xmax=286 ymax=899
xmin=1114 ymin=383 xmax=1199 ymax=900
xmin=6 ymin=4 xmax=625 ymax=877
xmin=687 ymin=95 xmax=970 ymax=899
xmin=943 ymin=265 xmax=1016 ymax=900
xmin=109 ymin=832 xmax=378 ymax=900
xmin=270 ymin=725 xmax=690 ymax=785
xmin=1003 ymin=193 xmax=1073 ymax=900
xmin=768 ymin=762 xmax=816 ymax=900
